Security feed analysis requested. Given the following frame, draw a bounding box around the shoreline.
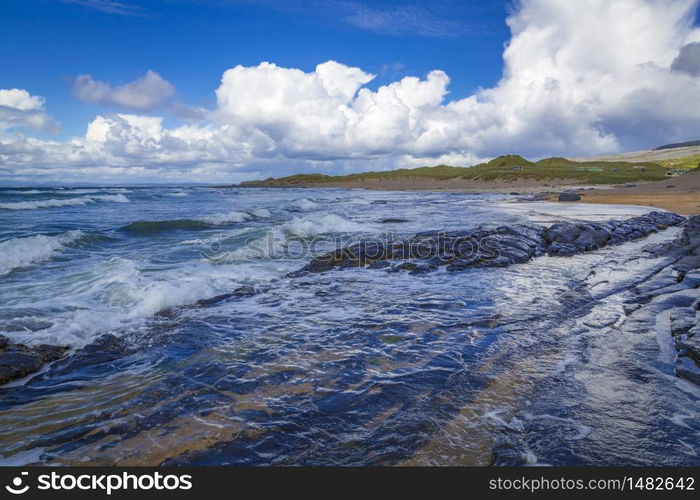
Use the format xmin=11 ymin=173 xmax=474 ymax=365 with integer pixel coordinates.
xmin=236 ymin=171 xmax=700 ymax=215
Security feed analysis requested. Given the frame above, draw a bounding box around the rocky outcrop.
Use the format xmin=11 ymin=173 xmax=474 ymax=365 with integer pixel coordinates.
xmin=558 ymin=192 xmax=581 ymax=201
xmin=288 ymin=211 xmax=686 ymax=277
xmin=666 ymin=215 xmax=700 ymax=385
xmin=0 ymin=335 xmax=68 ymax=385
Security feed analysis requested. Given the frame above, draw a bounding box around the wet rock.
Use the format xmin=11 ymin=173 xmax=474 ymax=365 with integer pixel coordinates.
xmin=34 ymin=344 xmax=69 ymax=362
xmin=0 ymin=346 xmax=43 ymax=384
xmin=546 ymin=242 xmax=577 ymax=256
xmin=670 ymin=308 xmax=697 ymax=336
xmin=287 ymin=211 xmax=686 ymax=276
xmin=409 ymin=264 xmax=437 ymax=275
xmin=379 ymin=218 xmax=408 ymax=223
xmin=667 ymin=215 xmax=700 ymax=386
xmin=547 ymin=222 xmax=581 ymax=245
xmin=558 ymin=192 xmax=581 ymax=201
xmin=0 ymin=341 xmax=69 ymax=385
xmin=195 ymin=286 xmax=257 ymax=307
xmin=367 ymin=260 xmax=391 ymax=269
xmin=392 ymin=262 xmax=419 ymax=272
xmin=0 ymin=335 xmax=8 ymax=349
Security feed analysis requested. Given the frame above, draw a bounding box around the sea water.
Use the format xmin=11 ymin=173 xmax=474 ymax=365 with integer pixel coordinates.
xmin=0 ymin=186 xmax=697 ymax=465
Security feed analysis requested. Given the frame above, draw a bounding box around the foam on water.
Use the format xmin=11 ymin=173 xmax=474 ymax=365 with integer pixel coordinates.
xmin=290 ymin=198 xmax=319 ymax=210
xmin=0 ymin=193 xmax=129 ymax=210
xmin=3 ymin=255 xmax=283 ymax=347
xmin=281 ymin=213 xmax=369 ymax=237
xmin=0 ymin=230 xmax=85 ymax=276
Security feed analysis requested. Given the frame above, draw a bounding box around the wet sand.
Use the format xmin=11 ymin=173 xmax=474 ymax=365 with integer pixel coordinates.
xmin=558 ymin=170 xmax=700 ymax=215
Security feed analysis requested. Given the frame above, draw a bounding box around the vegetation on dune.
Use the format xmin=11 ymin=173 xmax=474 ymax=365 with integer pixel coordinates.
xmin=656 ymin=155 xmax=700 ymax=171
xmin=239 ymin=154 xmax=692 ymax=187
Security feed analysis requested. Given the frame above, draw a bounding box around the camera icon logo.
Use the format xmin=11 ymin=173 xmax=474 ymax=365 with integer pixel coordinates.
xmin=5 ymin=472 xmax=29 ymax=495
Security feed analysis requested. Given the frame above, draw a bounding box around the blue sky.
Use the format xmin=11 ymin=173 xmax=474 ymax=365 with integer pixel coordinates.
xmin=2 ymin=0 xmax=510 ymax=139
xmin=1 ymin=0 xmax=700 ymax=184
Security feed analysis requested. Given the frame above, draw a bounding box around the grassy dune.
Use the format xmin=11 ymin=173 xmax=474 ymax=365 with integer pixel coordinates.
xmin=656 ymin=154 xmax=700 ymax=170
xmin=239 ymin=154 xmax=671 ymax=187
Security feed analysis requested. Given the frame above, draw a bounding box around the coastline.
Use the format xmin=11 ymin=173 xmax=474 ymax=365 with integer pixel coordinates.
xmin=236 ymin=170 xmax=700 ymax=215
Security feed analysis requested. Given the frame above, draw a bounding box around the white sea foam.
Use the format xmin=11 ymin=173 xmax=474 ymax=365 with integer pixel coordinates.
xmin=0 ymin=193 xmax=130 ymax=210
xmin=250 ymin=208 xmax=271 ymax=218
xmin=3 ymin=256 xmax=281 ymax=348
xmin=0 ymin=230 xmax=85 ymax=276
xmin=281 ymin=213 xmax=368 ymax=237
xmin=197 ymin=211 xmax=250 ymax=225
xmin=290 ymin=198 xmax=319 ymax=211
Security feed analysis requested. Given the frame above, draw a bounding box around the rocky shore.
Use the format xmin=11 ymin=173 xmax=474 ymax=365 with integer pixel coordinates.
xmin=288 ymin=211 xmax=686 ymax=276
xmin=287 ymin=210 xmax=700 ymax=386
xmin=2 ymin=211 xmax=698 ymax=389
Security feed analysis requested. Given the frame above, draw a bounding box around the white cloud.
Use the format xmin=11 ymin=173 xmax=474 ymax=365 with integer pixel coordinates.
xmin=72 ymin=70 xmax=175 ymax=111
xmin=0 ymin=89 xmax=52 ymax=132
xmin=3 ymin=0 xmax=700 ymax=184
xmin=0 ymin=89 xmax=44 ymax=111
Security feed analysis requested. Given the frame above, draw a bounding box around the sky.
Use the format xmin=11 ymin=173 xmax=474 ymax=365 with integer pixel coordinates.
xmin=1 ymin=0 xmax=700 ymax=185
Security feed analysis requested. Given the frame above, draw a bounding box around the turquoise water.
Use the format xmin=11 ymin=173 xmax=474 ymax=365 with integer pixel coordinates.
xmin=0 ymin=186 xmax=698 ymax=465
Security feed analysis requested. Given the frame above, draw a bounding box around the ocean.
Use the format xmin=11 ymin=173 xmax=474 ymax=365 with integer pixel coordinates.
xmin=0 ymin=186 xmax=698 ymax=465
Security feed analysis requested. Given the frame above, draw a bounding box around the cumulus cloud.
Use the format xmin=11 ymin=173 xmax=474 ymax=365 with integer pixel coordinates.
xmin=72 ymin=70 xmax=175 ymax=111
xmin=3 ymin=0 xmax=700 ymax=184
xmin=0 ymin=89 xmax=53 ymax=132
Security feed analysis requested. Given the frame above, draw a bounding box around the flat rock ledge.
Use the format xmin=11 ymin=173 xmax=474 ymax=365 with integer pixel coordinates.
xmin=288 ymin=211 xmax=686 ymax=277
xmin=0 ymin=335 xmax=68 ymax=385
xmin=664 ymin=215 xmax=700 ymax=385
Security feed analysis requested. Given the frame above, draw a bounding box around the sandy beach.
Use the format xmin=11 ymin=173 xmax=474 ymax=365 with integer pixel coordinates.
xmin=554 ymin=169 xmax=700 ymax=215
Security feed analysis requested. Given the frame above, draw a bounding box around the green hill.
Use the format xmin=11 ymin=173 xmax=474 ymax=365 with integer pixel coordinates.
xmin=238 ymin=155 xmax=670 ymax=187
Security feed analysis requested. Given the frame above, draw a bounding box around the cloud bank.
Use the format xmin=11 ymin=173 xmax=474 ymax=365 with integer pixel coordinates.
xmin=72 ymin=71 xmax=176 ymax=111
xmin=3 ymin=0 xmax=700 ymax=184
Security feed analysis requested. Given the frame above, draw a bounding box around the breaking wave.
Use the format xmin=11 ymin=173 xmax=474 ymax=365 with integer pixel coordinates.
xmin=0 ymin=230 xmax=86 ymax=276
xmin=0 ymin=194 xmax=130 ymax=210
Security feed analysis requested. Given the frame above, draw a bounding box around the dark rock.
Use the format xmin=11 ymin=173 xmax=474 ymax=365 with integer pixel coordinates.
xmin=379 ymin=218 xmax=409 ymax=223
xmin=0 ymin=346 xmax=43 ymax=383
xmin=558 ymin=192 xmax=581 ymax=202
xmin=0 ymin=335 xmax=8 ymax=349
xmin=371 ymin=200 xmax=388 ymax=204
xmin=393 ymin=262 xmax=418 ymax=272
xmin=367 ymin=260 xmax=391 ymax=269
xmin=547 ymin=222 xmax=581 ymax=245
xmin=34 ymin=344 xmax=69 ymax=362
xmin=287 ymin=211 xmax=686 ymax=276
xmin=409 ymin=264 xmax=437 ymax=275
xmin=670 ymin=308 xmax=697 ymax=336
xmin=195 ymin=286 xmax=257 ymax=307
xmin=0 ymin=340 xmax=70 ymax=385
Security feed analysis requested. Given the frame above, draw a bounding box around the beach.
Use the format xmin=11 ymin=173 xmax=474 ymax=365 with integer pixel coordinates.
xmin=557 ymin=170 xmax=700 ymax=215
xmin=241 ymin=169 xmax=700 ymax=215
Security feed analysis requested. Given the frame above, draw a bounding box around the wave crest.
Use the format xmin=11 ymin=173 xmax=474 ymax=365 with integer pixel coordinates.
xmin=0 ymin=231 xmax=85 ymax=276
